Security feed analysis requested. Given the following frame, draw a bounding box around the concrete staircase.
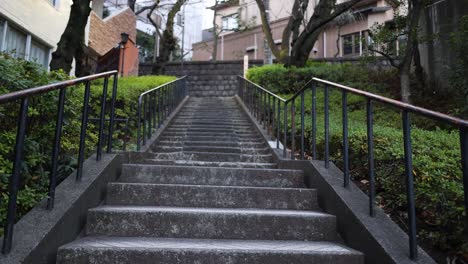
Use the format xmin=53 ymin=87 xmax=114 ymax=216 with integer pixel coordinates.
xmin=57 ymin=97 xmax=364 ymax=263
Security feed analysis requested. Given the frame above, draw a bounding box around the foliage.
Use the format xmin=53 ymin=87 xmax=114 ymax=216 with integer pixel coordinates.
xmin=0 ymin=53 xmax=175 ymax=237
xmin=248 ymin=63 xmax=466 ymax=259
xmin=247 ymin=62 xmax=399 ymax=95
xmin=137 ymin=30 xmax=155 ymax=63
xmin=449 ymin=15 xmax=468 ymax=117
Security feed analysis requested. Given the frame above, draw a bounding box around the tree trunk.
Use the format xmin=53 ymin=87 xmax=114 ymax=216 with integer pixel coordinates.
xmin=49 ymin=0 xmax=91 ymax=76
xmin=288 ymin=31 xmax=321 ymax=67
xmin=400 ymin=66 xmax=412 ymax=103
xmin=413 ymin=42 xmax=425 ymax=90
xmin=212 ymin=4 xmax=218 ymax=62
xmin=128 ymin=0 xmax=137 ymax=11
xmin=152 ymin=0 xmax=186 ymax=74
xmin=335 ymin=26 xmax=341 ymax=58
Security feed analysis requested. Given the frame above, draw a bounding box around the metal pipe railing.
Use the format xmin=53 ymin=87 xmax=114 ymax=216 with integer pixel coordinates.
xmin=237 ymin=75 xmax=468 ymax=261
xmin=136 ymin=76 xmax=187 ymax=150
xmin=1 ymin=70 xmax=119 ymax=254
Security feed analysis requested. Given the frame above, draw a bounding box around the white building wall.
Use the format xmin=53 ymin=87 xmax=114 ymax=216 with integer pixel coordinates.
xmin=0 ymin=0 xmax=72 ymax=49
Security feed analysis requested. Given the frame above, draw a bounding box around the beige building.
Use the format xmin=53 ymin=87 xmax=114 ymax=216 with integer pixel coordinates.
xmin=0 ymin=0 xmax=73 ymax=68
xmin=0 ymin=0 xmax=139 ymax=75
xmin=193 ymin=0 xmax=396 ymax=61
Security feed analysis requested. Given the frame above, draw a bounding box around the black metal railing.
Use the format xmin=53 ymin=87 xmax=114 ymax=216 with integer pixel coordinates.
xmin=238 ymin=76 xmax=468 ymax=260
xmin=137 ymin=76 xmax=187 ymax=150
xmin=0 ymin=71 xmax=119 ymax=254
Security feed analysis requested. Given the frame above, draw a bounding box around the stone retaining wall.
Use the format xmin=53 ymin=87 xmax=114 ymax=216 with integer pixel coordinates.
xmin=140 ymin=61 xmax=263 ymax=97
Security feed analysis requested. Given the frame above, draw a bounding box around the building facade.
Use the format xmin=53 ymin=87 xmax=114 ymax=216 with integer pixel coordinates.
xmin=0 ymin=0 xmax=73 ymax=68
xmin=193 ymin=0 xmax=396 ymax=61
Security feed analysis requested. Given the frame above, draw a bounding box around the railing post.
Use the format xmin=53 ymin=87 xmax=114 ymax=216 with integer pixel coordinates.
xmin=403 ymin=110 xmax=418 ymax=260
xmin=96 ymin=77 xmax=109 ymax=161
xmin=342 ymin=90 xmax=350 ymax=188
xmin=311 ymin=82 xmax=317 ymax=160
xmin=367 ymin=98 xmax=376 ymax=217
xmin=461 ymin=128 xmax=468 ymax=238
xmin=283 ymin=102 xmax=288 ymax=158
xmin=137 ymin=97 xmax=142 ymax=151
xmin=324 ymin=85 xmax=330 ymax=168
xmin=2 ymin=97 xmax=29 ymax=254
xmin=268 ymin=94 xmax=271 ymax=133
xmin=47 ymin=88 xmax=66 ymax=210
xmin=276 ymin=99 xmax=281 ymax=149
xmin=300 ymin=92 xmax=305 ymax=160
xmin=77 ymin=81 xmax=91 ymax=181
xmin=106 ymin=74 xmax=118 ymax=153
xmin=291 ymin=100 xmax=296 ymax=160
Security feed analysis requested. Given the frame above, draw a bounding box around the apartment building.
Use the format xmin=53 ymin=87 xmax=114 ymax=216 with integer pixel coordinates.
xmin=0 ymin=0 xmax=73 ymax=68
xmin=193 ymin=0 xmax=396 ymax=61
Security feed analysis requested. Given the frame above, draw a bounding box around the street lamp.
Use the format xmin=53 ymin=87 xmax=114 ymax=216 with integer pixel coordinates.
xmin=120 ymin=32 xmax=129 ymax=77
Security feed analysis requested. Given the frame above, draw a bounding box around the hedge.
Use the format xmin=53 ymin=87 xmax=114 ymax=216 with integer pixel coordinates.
xmin=0 ymin=53 xmax=175 ymax=237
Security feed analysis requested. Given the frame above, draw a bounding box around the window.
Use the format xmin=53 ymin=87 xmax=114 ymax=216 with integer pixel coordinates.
xmin=342 ymin=32 xmax=362 ymax=56
xmin=222 ymin=14 xmax=238 ymax=31
xmin=0 ymin=16 xmax=51 ymax=68
xmin=30 ymin=41 xmax=49 ymax=67
xmin=0 ymin=20 xmax=4 ymax=49
xmin=5 ymin=26 xmax=27 ymax=58
xmin=343 ymin=35 xmax=353 ymax=55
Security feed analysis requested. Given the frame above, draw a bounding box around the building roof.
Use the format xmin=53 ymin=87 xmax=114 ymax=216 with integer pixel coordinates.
xmin=208 ymin=0 xmax=239 ymax=11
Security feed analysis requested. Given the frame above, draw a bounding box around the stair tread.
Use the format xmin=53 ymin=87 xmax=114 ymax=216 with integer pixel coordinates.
xmin=60 ymin=236 xmax=362 ymax=255
xmin=90 ymin=206 xmax=330 ymax=218
xmin=109 ymin=182 xmax=312 ymax=192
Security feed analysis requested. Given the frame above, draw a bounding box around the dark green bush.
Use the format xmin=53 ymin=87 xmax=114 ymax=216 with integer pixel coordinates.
xmin=247 ymin=62 xmax=399 ymax=95
xmin=0 ymin=53 xmax=175 ymax=237
xmin=248 ymin=63 xmax=465 ymax=258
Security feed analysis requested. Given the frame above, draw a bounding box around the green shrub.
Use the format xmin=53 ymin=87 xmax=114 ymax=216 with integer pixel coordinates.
xmin=247 ymin=62 xmax=398 ymax=95
xmin=0 ymin=53 xmax=175 ymax=237
xmin=248 ymin=63 xmax=466 ymax=258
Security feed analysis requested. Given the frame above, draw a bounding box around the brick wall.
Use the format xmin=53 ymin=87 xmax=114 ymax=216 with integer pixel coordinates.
xmin=140 ymin=61 xmax=263 ymax=97
xmin=89 ymin=8 xmax=138 ymax=76
xmin=88 ymin=8 xmax=137 ymax=56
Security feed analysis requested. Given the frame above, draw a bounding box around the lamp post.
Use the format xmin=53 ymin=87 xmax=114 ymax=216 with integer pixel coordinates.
xmin=120 ymin=32 xmax=129 ymax=77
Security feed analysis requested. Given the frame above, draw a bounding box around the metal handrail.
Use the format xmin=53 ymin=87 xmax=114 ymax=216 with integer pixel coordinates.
xmin=239 ymin=76 xmax=287 ymax=102
xmin=136 ymin=76 xmax=187 ymax=150
xmin=0 ymin=71 xmax=117 ymax=104
xmin=1 ymin=70 xmax=119 ymax=254
xmin=313 ymin=77 xmax=468 ymax=128
xmin=238 ymin=76 xmax=468 ymax=261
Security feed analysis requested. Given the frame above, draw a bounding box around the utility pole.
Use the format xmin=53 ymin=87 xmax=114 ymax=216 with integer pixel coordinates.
xmin=263 ymin=0 xmax=273 ymax=64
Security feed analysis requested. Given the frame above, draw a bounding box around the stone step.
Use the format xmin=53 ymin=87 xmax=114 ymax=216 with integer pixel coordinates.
xmin=106 ymin=183 xmax=318 ymax=210
xmin=154 ymin=140 xmax=266 ymax=148
xmin=170 ymin=121 xmax=253 ymax=126
xmin=173 ymin=117 xmax=250 ymax=122
xmin=58 ymin=237 xmax=364 ymax=264
xmin=166 ymin=127 xmax=255 ymax=133
xmin=169 ymin=124 xmax=253 ymax=129
xmin=151 ymin=146 xmax=271 ymax=155
xmin=120 ymin=164 xmax=304 ymax=188
xmin=171 ymin=120 xmax=252 ymax=126
xmin=86 ymin=206 xmax=337 ymax=241
xmin=158 ymin=135 xmax=263 ymax=142
xmin=162 ymin=130 xmax=260 ymax=136
xmin=140 ymin=159 xmax=278 ymax=169
xmin=149 ymin=152 xmax=273 ymax=163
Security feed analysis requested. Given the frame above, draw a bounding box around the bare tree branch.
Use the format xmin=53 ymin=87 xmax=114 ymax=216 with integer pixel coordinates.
xmin=367 ymin=46 xmax=399 ymax=68
xmin=253 ymin=0 xmax=281 ymax=58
